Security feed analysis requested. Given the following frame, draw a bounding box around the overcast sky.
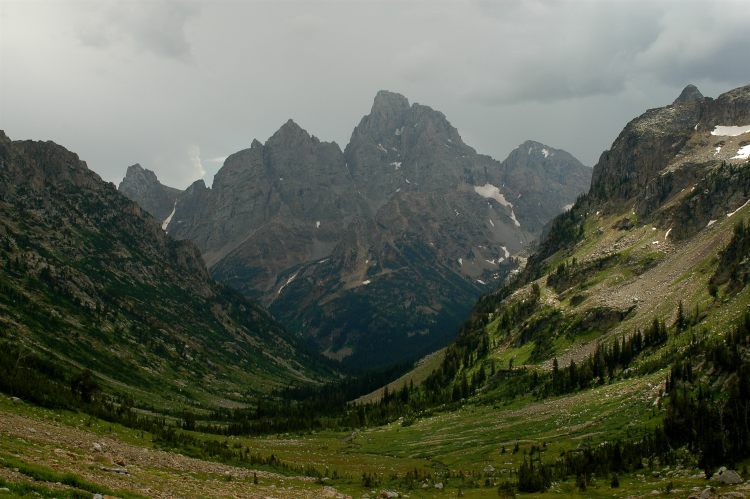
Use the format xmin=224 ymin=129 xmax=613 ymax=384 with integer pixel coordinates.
xmin=1 ymin=0 xmax=748 ymax=189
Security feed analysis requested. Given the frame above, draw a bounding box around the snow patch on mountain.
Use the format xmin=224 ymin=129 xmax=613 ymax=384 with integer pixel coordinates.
xmin=732 ymin=144 xmax=750 ymax=160
xmin=277 ymin=271 xmax=299 ymax=295
xmin=474 ymin=183 xmax=511 ymax=207
xmin=473 ymin=183 xmax=521 ymax=226
xmin=711 ymin=125 xmax=750 ymax=136
xmin=162 ymin=202 xmax=176 ymax=231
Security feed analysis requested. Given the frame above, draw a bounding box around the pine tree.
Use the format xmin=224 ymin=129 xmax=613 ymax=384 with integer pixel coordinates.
xmin=676 ymin=301 xmax=686 ymax=332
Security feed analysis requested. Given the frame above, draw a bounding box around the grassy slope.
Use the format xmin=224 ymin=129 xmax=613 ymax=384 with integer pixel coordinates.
xmin=353 ymin=348 xmax=446 ymax=405
xmin=356 ymin=199 xmax=749 ymax=396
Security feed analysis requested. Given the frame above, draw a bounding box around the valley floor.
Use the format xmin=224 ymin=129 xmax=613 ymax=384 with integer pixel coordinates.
xmin=2 ymin=374 xmax=749 ymax=498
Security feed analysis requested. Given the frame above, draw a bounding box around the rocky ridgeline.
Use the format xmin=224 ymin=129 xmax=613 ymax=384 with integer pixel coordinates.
xmin=589 ymin=84 xmax=750 ymax=239
xmin=0 ymin=130 xmax=324 ymax=402
xmin=119 ymin=91 xmax=591 ymax=367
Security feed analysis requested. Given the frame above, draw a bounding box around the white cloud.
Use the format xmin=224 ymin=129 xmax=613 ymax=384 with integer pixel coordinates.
xmin=188 ymin=145 xmax=206 ymax=180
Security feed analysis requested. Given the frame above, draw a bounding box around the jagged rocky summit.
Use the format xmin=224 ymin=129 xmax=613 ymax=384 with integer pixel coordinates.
xmin=119 ymin=91 xmax=592 ymax=368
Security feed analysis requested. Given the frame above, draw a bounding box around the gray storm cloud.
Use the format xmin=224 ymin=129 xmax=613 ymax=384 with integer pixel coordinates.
xmin=77 ymin=1 xmax=198 ymax=61
xmin=0 ymin=0 xmax=748 ymax=189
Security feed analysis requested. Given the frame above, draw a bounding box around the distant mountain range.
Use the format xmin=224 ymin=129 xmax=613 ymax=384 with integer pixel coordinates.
xmin=119 ymin=91 xmax=591 ymax=368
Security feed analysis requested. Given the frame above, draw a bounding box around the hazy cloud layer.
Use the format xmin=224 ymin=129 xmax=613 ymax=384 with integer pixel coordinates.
xmin=1 ymin=0 xmax=748 ymax=189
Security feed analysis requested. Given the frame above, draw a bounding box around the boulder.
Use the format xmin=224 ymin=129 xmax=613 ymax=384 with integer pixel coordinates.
xmin=712 ymin=468 xmax=744 ymax=485
xmin=686 ymin=487 xmax=715 ymax=499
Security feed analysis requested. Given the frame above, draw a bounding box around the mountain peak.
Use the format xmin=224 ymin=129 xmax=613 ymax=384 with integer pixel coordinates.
xmin=126 ymin=163 xmax=145 ymax=173
xmin=520 ymin=139 xmax=546 ymax=148
xmin=518 ymin=140 xmax=556 ymax=159
xmin=123 ymin=163 xmax=158 ymax=184
xmin=673 ymin=84 xmax=703 ymax=105
xmin=186 ymin=178 xmax=207 ymax=193
xmin=372 ymin=90 xmax=410 ymax=115
xmin=283 ymin=118 xmax=301 ymax=128
xmin=119 ymin=163 xmax=181 ymax=221
xmin=271 ymin=119 xmax=310 ymax=140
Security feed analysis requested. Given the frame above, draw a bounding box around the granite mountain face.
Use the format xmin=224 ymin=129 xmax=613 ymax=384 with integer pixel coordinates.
xmin=0 ymin=131 xmax=328 ymax=408
xmin=119 ymin=91 xmax=591 ymax=368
